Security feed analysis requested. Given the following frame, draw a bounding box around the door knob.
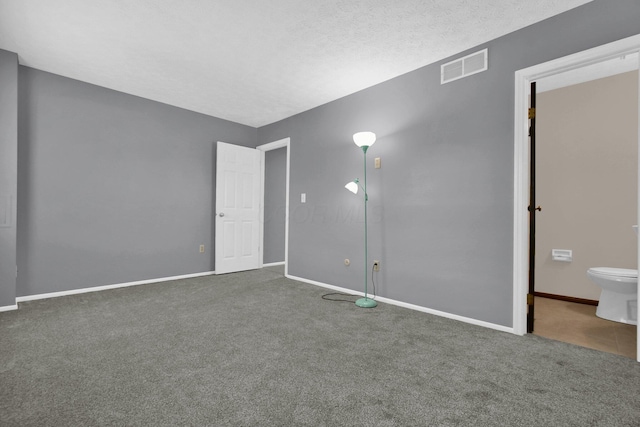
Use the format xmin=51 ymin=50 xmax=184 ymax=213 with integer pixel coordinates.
xmin=219 ymin=212 xmax=225 ymax=217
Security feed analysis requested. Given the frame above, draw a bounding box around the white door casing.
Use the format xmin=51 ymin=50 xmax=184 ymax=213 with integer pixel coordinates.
xmin=257 ymin=137 xmax=291 ymax=276
xmin=215 ymin=141 xmax=261 ymax=274
xmin=513 ymin=33 xmax=640 ymax=363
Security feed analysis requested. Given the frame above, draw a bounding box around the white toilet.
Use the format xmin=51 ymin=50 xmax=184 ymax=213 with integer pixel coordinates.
xmin=586 ymin=225 xmax=639 ymax=325
xmin=586 ymin=267 xmax=637 ymax=325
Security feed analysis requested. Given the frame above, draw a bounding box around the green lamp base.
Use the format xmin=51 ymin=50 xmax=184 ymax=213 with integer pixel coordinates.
xmin=355 ymin=297 xmax=377 ymax=308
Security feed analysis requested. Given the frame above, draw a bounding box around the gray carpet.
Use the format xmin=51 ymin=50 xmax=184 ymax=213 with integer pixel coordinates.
xmin=1 ymin=267 xmax=639 ymax=426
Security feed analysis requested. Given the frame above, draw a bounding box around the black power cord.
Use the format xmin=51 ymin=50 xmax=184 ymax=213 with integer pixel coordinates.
xmin=321 ymin=292 xmax=358 ymax=303
xmin=371 ymin=264 xmax=377 ymax=299
xmin=322 ymin=264 xmax=379 ymax=303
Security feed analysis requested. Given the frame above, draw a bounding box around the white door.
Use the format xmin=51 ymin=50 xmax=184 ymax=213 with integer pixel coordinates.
xmin=215 ymin=141 xmax=261 ymax=274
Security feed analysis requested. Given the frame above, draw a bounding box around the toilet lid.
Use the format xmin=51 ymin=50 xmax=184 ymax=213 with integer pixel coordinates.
xmin=590 ymin=267 xmax=638 ymax=278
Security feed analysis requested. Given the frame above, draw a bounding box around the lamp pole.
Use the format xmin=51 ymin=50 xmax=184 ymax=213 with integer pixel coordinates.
xmin=355 ymin=144 xmax=377 ymax=308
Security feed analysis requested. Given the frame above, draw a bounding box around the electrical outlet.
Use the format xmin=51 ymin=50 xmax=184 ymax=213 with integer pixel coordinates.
xmin=373 ymin=260 xmax=380 ymax=271
xmin=199 ymin=245 xmax=205 ymax=253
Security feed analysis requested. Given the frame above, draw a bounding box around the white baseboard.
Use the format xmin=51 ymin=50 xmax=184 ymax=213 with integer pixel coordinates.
xmin=0 ymin=304 xmax=18 ymax=312
xmin=286 ymin=274 xmax=365 ymax=296
xmin=263 ymin=262 xmax=285 ymax=267
xmin=286 ymin=274 xmax=515 ymax=335
xmin=10 ymin=270 xmax=515 ymax=335
xmin=373 ymin=295 xmax=514 ymax=334
xmin=16 ymin=271 xmax=216 ymax=303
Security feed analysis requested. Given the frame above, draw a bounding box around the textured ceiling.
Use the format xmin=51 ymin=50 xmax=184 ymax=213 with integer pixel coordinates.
xmin=0 ymin=0 xmax=592 ymax=127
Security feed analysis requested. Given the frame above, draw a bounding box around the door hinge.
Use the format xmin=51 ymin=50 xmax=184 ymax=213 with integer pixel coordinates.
xmin=527 ymin=293 xmax=534 ymax=305
xmin=528 ymin=108 xmax=536 ymax=119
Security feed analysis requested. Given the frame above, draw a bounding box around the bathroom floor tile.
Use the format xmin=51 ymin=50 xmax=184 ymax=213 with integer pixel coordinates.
xmin=617 ymin=339 xmax=637 ymax=359
xmin=533 ymin=297 xmax=637 ymax=359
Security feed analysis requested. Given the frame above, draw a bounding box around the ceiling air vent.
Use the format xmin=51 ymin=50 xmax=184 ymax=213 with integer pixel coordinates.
xmin=441 ymin=48 xmax=488 ymax=84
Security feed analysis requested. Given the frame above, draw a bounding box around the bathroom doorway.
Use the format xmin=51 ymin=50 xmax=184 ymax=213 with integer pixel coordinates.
xmin=513 ymin=34 xmax=640 ymax=362
xmin=531 ymin=59 xmax=638 ymax=357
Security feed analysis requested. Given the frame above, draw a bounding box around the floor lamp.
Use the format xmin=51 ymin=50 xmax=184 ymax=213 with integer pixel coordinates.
xmin=345 ymin=131 xmax=377 ymax=308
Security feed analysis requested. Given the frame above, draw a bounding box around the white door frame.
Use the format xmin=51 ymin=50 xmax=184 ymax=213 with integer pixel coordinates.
xmin=257 ymin=137 xmax=290 ymax=276
xmin=513 ymin=34 xmax=640 ymax=361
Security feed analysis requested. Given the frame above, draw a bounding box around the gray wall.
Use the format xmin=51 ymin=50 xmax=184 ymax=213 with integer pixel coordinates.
xmin=0 ymin=49 xmax=18 ymax=307
xmin=17 ymin=67 xmax=257 ymax=297
xmin=257 ymin=0 xmax=640 ymax=327
xmin=263 ymin=147 xmax=286 ymax=264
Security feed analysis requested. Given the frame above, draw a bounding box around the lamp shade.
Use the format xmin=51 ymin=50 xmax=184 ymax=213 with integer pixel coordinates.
xmin=345 ymin=181 xmax=359 ymax=194
xmin=353 ymin=131 xmax=376 ymax=148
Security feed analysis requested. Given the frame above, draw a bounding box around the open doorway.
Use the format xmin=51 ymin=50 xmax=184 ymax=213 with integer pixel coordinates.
xmin=513 ymin=34 xmax=640 ymax=362
xmin=257 ymin=138 xmax=290 ymax=277
xmin=532 ymin=61 xmax=638 ymax=358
